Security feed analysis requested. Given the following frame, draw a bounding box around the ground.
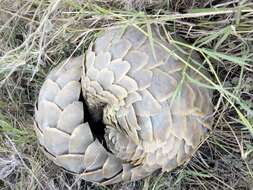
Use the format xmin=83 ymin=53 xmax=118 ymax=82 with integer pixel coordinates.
xmin=0 ymin=0 xmax=253 ymax=189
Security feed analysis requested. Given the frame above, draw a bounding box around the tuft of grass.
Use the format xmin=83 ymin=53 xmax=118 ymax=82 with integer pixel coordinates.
xmin=0 ymin=0 xmax=253 ymax=189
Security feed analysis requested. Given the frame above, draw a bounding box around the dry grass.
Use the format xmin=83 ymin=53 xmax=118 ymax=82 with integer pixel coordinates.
xmin=0 ymin=0 xmax=253 ymax=189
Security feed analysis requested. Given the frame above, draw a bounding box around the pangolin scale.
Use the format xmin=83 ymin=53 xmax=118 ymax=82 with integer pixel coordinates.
xmin=34 ymin=26 xmax=213 ymax=185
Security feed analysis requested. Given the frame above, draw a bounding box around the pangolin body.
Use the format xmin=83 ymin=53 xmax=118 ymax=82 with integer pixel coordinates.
xmin=34 ymin=26 xmax=213 ymax=185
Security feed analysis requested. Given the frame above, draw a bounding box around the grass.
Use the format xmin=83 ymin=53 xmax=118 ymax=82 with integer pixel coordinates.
xmin=0 ymin=0 xmax=253 ymax=189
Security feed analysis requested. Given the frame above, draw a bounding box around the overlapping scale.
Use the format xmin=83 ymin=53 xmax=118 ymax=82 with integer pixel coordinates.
xmin=38 ymin=100 xmax=61 ymax=128
xmin=151 ymin=107 xmax=172 ymax=141
xmin=149 ymin=68 xmax=178 ymax=102
xmin=133 ymin=89 xmax=161 ymax=116
xmin=38 ymin=79 xmax=60 ymax=103
xmin=69 ymin=123 xmax=94 ymax=154
xmin=55 ymin=154 xmax=85 ymax=173
xmin=128 ymin=69 xmax=153 ymax=90
xmin=54 ymin=81 xmax=81 ymax=109
xmin=83 ymin=139 xmax=108 ymax=171
xmin=55 ymin=66 xmax=81 ymax=88
xmin=57 ymin=102 xmax=84 ymax=134
xmin=108 ymin=59 xmax=131 ymax=82
xmin=43 ymin=127 xmax=70 ymax=155
xmin=122 ymin=26 xmax=147 ymax=48
xmin=110 ymin=39 xmax=132 ymax=59
xmin=82 ymin=25 xmax=213 ymax=183
xmin=34 ymin=55 xmax=125 ymax=184
xmin=102 ymin=155 xmax=123 ymax=178
xmin=124 ymin=50 xmax=148 ymax=73
xmin=35 ymin=25 xmax=213 ymax=185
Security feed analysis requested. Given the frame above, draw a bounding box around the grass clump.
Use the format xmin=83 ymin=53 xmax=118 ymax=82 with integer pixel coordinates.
xmin=0 ymin=0 xmax=253 ymax=189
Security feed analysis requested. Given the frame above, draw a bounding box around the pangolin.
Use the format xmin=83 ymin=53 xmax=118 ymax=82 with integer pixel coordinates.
xmin=34 ymin=26 xmax=213 ymax=185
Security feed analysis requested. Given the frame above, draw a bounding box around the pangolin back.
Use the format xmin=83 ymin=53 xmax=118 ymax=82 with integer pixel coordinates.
xmin=34 ymin=26 xmax=213 ymax=185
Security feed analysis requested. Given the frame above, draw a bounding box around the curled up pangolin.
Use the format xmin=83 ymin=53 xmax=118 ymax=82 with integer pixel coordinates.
xmin=34 ymin=26 xmax=213 ymax=185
